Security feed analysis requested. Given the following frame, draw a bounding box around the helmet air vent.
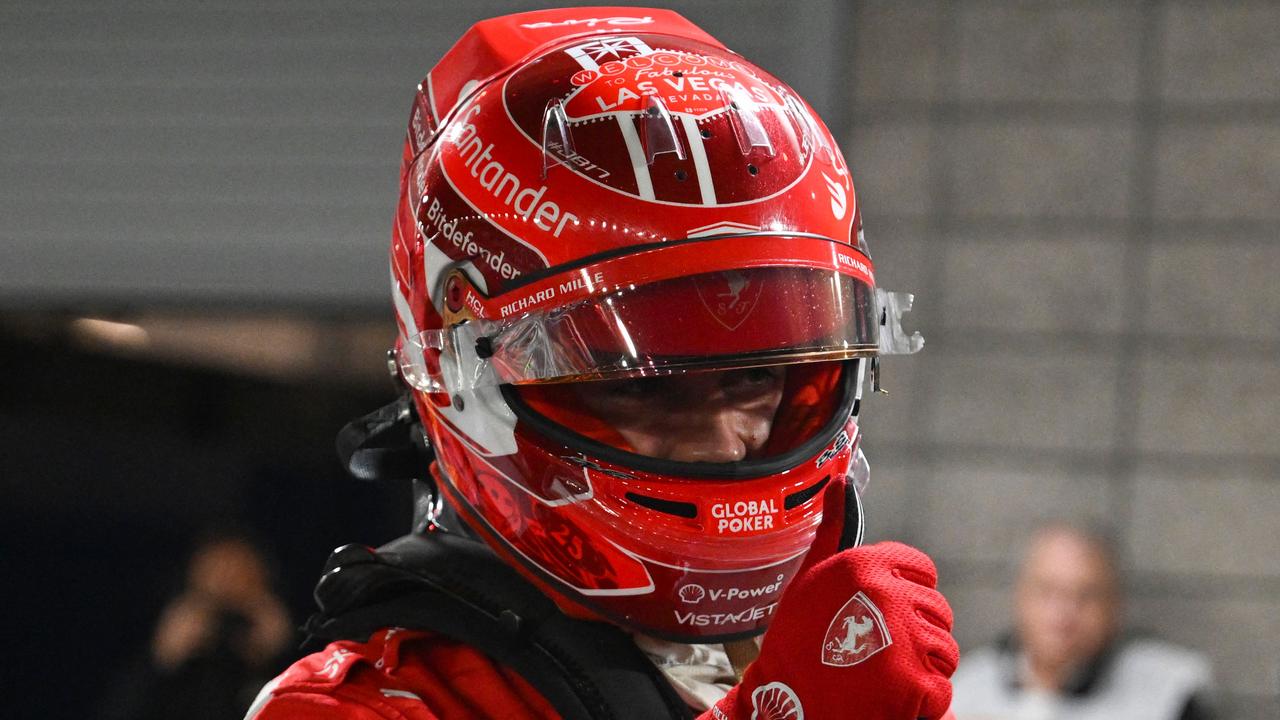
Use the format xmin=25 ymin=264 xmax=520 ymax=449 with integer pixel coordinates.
xmin=782 ymin=91 xmax=837 ymax=168
xmin=640 ymin=96 xmax=686 ymax=165
xmin=783 ymin=475 xmax=830 ymax=510
xmin=624 ymin=492 xmax=698 ymax=519
xmin=722 ymin=86 xmax=776 ymax=160
xmin=541 ymin=99 xmax=576 ymax=179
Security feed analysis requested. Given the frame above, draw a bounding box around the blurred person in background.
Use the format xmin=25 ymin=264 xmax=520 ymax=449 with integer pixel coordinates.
xmin=950 ymin=523 xmax=1214 ymax=719
xmin=103 ymin=533 xmax=293 ymax=720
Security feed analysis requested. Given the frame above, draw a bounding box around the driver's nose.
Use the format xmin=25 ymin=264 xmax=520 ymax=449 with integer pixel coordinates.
xmin=659 ymin=401 xmax=769 ymax=463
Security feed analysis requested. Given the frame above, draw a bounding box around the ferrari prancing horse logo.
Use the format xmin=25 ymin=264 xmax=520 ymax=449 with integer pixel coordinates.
xmin=821 ymin=591 xmax=892 ymax=667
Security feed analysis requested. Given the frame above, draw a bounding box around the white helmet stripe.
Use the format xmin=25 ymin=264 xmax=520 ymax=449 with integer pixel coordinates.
xmin=681 ymin=114 xmax=717 ymax=205
xmin=617 ymin=115 xmax=656 ymax=200
xmin=423 ymin=72 xmax=441 ymax=125
xmin=390 ymin=263 xmax=426 ymax=371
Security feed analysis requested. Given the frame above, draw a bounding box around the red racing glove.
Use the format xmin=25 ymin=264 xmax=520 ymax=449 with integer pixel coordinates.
xmin=705 ymin=478 xmax=959 ymax=720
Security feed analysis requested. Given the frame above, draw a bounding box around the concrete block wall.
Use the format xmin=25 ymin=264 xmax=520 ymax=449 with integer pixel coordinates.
xmin=0 ymin=0 xmax=843 ymax=308
xmin=849 ymin=2 xmax=1280 ymax=716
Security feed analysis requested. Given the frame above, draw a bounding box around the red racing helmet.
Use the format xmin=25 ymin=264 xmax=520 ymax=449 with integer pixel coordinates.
xmin=388 ymin=7 xmax=918 ymax=643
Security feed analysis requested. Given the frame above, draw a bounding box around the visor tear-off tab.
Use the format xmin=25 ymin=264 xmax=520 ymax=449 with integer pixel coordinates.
xmin=875 ymin=288 xmax=924 ymax=355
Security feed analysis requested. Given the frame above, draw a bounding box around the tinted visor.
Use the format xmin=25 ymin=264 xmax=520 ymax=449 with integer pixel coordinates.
xmin=401 ymin=265 xmax=877 ymax=393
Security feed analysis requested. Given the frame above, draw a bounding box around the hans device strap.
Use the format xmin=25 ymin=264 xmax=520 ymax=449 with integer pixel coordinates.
xmin=335 ymin=394 xmax=431 ymax=484
xmin=305 ymin=532 xmax=694 ymax=720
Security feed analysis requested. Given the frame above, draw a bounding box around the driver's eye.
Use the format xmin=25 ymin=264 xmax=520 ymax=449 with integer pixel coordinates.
xmin=598 ymin=377 xmax=654 ymax=400
xmin=722 ymin=367 xmax=781 ymax=390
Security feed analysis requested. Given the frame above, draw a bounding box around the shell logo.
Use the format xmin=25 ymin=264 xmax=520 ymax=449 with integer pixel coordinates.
xmin=678 ymin=583 xmax=706 ymax=604
xmin=750 ymin=682 xmax=804 ymax=720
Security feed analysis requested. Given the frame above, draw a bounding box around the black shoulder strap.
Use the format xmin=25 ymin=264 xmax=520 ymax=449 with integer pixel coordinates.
xmin=335 ymin=394 xmax=431 ymax=484
xmin=304 ymin=532 xmax=693 ymax=720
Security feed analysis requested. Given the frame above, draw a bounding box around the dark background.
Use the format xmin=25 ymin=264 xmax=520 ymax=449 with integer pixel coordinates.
xmin=1 ymin=327 xmax=409 ymax=716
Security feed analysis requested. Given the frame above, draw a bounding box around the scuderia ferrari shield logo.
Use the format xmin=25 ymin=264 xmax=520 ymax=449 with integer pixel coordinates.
xmin=694 ymin=270 xmax=764 ymax=330
xmin=820 ymin=591 xmax=892 ymax=667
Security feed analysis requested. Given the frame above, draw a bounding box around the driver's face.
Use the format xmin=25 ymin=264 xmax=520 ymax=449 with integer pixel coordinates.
xmin=572 ymin=367 xmax=786 ymax=462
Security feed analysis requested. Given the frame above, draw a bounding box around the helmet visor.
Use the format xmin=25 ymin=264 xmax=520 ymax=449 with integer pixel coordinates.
xmin=400 ymin=264 xmax=876 ymax=393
